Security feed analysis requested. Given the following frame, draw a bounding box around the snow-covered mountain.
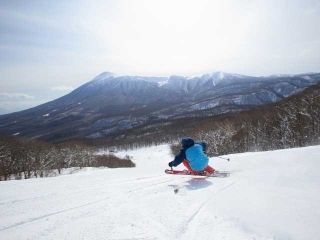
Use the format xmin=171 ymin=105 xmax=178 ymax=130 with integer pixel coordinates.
xmin=1 ymin=144 xmax=319 ymax=240
xmin=0 ymin=71 xmax=319 ymax=142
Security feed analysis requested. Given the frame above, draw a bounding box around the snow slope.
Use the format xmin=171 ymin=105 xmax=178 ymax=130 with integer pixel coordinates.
xmin=0 ymin=145 xmax=320 ymax=240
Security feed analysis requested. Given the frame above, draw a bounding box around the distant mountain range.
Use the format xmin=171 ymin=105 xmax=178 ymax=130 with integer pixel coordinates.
xmin=0 ymin=71 xmax=319 ymax=142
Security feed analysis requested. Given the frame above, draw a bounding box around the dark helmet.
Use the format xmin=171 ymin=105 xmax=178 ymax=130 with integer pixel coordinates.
xmin=181 ymin=137 xmax=195 ymax=148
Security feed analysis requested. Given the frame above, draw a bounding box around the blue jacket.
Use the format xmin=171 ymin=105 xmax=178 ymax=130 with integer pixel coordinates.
xmin=169 ymin=138 xmax=209 ymax=171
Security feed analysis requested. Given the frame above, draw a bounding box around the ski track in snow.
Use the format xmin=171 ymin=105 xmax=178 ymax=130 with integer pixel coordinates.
xmin=0 ymin=175 xmax=176 ymax=230
xmin=177 ymin=181 xmax=236 ymax=238
xmin=1 ymin=144 xmax=320 ymax=240
xmin=0 ymin=177 xmax=176 ymax=232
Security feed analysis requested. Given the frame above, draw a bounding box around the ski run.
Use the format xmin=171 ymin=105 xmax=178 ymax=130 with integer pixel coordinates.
xmin=1 ymin=144 xmax=320 ymax=240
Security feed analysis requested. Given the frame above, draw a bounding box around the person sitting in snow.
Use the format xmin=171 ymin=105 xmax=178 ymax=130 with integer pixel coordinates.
xmin=168 ymin=137 xmax=215 ymax=175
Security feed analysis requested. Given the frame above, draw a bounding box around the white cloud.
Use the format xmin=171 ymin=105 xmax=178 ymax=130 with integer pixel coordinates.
xmin=0 ymin=92 xmax=46 ymax=114
xmin=51 ymin=85 xmax=74 ymax=92
xmin=0 ymin=92 xmax=35 ymax=101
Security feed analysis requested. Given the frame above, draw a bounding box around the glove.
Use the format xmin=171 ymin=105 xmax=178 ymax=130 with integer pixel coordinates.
xmin=168 ymin=161 xmax=174 ymax=167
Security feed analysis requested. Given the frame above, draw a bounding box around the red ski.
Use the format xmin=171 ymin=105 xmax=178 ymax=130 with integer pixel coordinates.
xmin=165 ymin=169 xmax=229 ymax=178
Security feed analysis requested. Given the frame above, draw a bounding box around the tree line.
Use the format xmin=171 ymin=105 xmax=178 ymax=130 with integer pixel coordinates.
xmin=194 ymin=84 xmax=320 ymax=155
xmin=0 ymin=136 xmax=135 ymax=181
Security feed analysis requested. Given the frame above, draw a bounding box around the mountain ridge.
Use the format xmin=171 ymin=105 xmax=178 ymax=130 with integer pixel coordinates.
xmin=0 ymin=71 xmax=319 ymax=142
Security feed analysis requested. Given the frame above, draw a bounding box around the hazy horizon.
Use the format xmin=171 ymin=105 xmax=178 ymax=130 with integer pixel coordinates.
xmin=1 ymin=0 xmax=320 ymax=114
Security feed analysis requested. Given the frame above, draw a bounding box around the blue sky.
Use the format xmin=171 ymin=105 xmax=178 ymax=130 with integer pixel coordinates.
xmin=1 ymin=0 xmax=320 ymax=114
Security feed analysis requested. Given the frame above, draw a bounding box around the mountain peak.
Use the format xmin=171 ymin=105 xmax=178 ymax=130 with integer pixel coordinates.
xmin=211 ymin=71 xmax=225 ymax=80
xmin=92 ymin=72 xmax=115 ymax=81
xmin=209 ymin=71 xmax=249 ymax=80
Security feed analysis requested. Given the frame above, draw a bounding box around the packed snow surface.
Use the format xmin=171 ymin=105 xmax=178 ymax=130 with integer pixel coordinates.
xmin=1 ymin=145 xmax=320 ymax=240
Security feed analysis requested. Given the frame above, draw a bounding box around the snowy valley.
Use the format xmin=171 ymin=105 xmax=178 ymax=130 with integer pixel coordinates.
xmin=1 ymin=144 xmax=319 ymax=240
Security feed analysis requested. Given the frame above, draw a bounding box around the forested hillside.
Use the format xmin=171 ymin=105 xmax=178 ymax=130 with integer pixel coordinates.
xmin=0 ymin=136 xmax=134 ymax=181
xmin=101 ymin=83 xmax=320 ymax=155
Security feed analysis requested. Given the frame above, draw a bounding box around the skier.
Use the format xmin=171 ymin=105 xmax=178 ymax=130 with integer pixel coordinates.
xmin=168 ymin=137 xmax=215 ymax=175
